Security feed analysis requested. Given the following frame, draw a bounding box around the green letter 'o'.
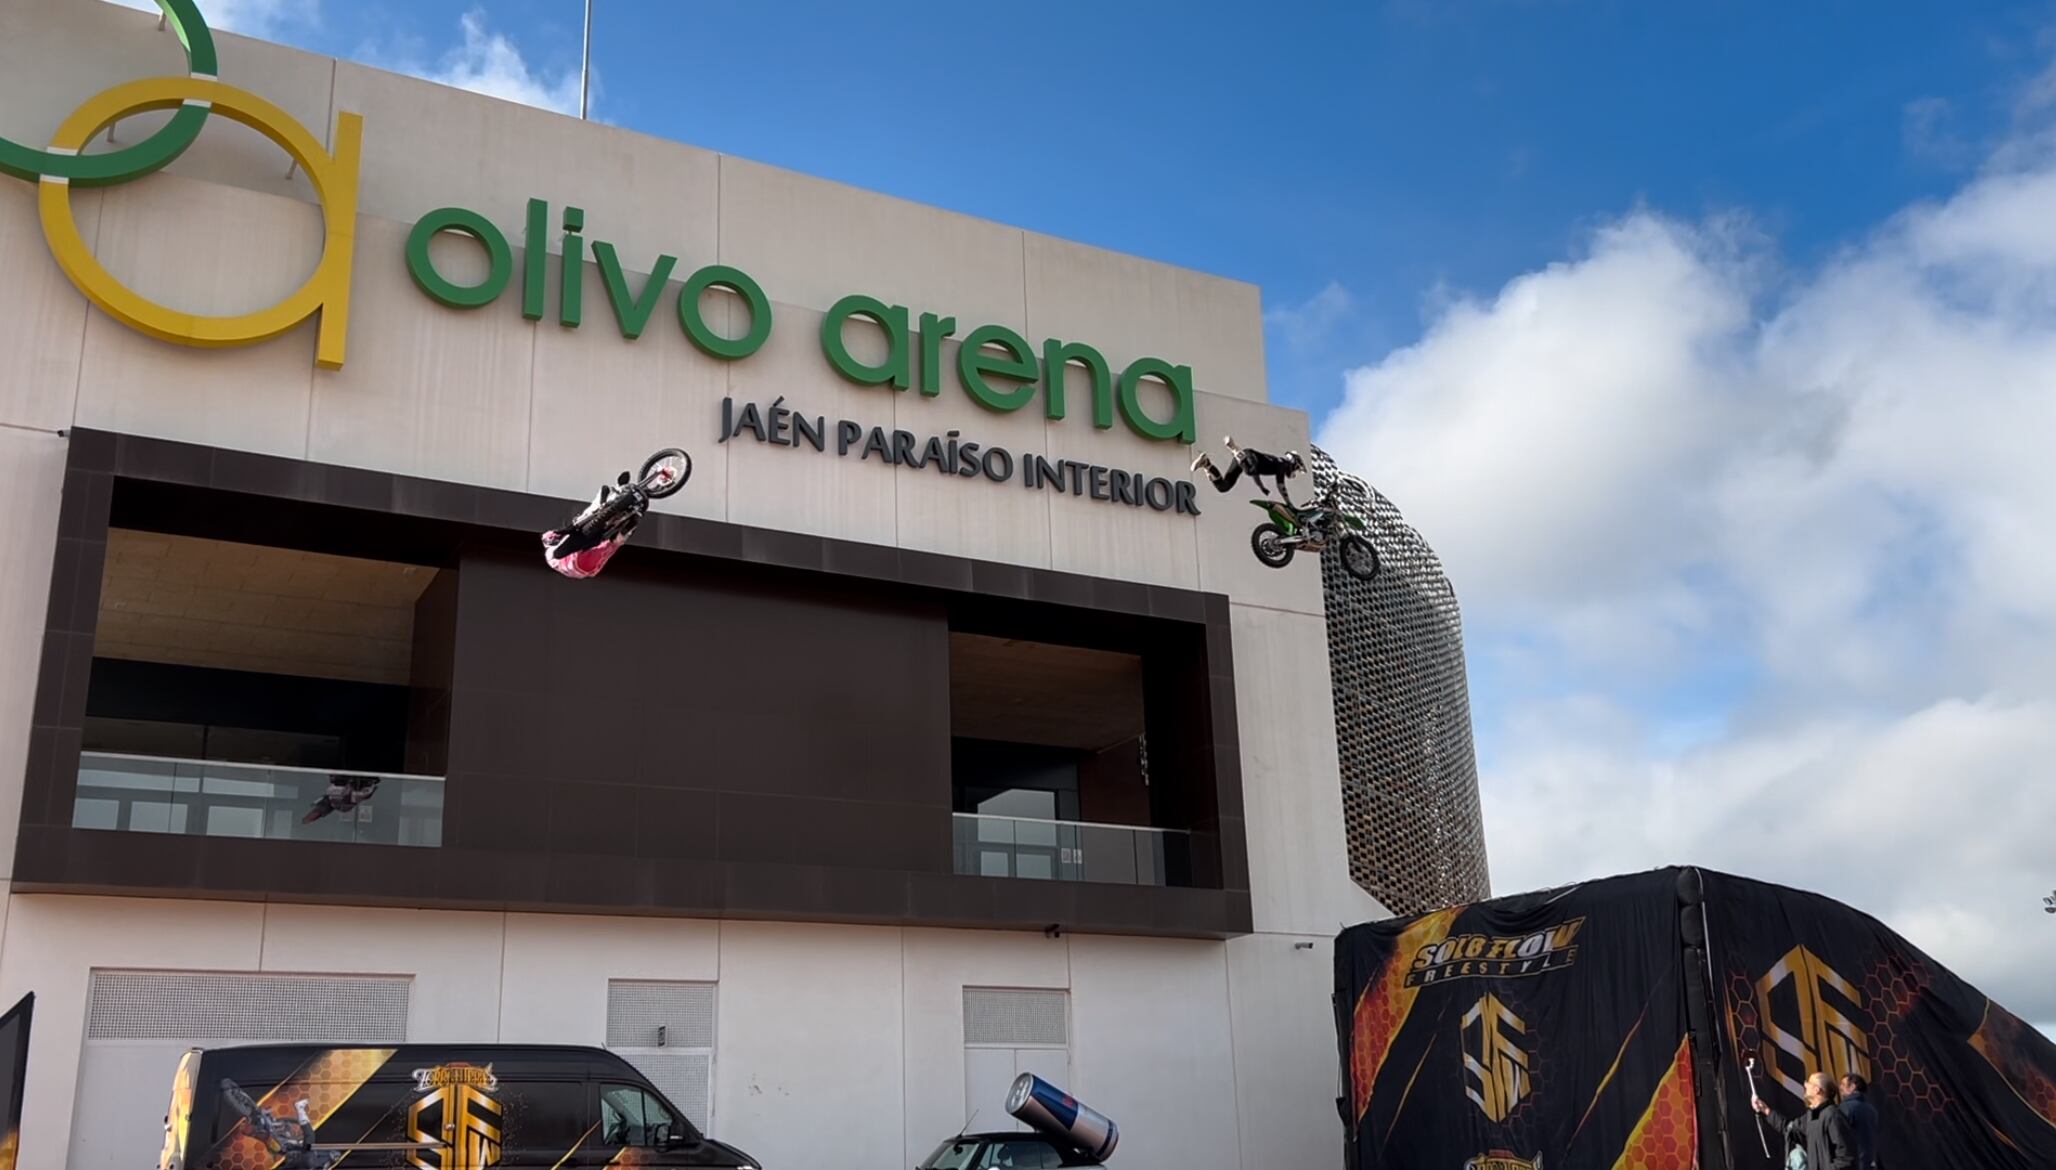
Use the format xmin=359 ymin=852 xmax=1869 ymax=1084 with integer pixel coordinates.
xmin=679 ymin=265 xmax=773 ymax=359
xmin=405 ymin=208 xmax=513 ymax=309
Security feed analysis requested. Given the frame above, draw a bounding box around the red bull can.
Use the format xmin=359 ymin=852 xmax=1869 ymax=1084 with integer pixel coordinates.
xmin=1006 ymin=1073 xmax=1119 ymax=1161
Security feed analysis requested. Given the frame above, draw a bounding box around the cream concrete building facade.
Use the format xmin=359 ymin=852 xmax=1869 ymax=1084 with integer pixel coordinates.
xmin=0 ymin=2 xmax=1395 ymax=1169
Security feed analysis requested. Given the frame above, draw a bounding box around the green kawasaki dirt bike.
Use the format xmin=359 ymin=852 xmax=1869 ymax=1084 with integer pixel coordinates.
xmin=1248 ymin=488 xmax=1380 ymax=582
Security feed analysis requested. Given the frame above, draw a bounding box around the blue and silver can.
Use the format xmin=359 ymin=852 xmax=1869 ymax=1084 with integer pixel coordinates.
xmin=1006 ymin=1073 xmax=1119 ymax=1161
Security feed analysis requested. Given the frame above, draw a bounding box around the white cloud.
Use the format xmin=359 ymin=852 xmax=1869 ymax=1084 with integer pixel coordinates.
xmin=1266 ymin=281 xmax=1355 ymax=352
xmin=109 ymin=0 xmax=316 ymax=39
xmin=1315 ymin=75 xmax=2056 ymax=1025
xmin=368 ymin=8 xmax=585 ymax=118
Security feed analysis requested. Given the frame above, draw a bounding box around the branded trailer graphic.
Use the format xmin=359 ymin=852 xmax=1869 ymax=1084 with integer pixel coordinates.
xmin=1335 ymin=866 xmax=2056 ymax=1170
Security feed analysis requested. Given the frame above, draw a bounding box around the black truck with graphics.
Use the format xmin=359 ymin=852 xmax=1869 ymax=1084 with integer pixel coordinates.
xmin=156 ymin=1043 xmax=761 ymax=1170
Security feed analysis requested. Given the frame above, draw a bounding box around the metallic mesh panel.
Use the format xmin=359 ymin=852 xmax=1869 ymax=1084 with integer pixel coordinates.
xmin=618 ymin=1051 xmax=713 ymax=1130
xmin=1309 ymin=445 xmax=1490 ymax=913
xmin=85 ymin=971 xmax=409 ymax=1042
xmin=606 ymin=981 xmax=716 ymax=1049
xmin=963 ymin=989 xmax=1069 ymax=1047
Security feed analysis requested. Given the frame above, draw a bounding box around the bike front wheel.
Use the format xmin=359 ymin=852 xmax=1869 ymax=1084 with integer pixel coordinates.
xmin=1339 ymin=535 xmax=1380 ymax=582
xmin=638 ymin=448 xmax=692 ymax=499
xmin=1251 ymin=523 xmax=1294 ymax=568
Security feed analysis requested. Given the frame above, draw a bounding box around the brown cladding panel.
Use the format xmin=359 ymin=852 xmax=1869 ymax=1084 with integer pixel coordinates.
xmin=447 ymin=550 xmax=952 ymax=808
xmin=13 ymin=431 xmax=1252 ymax=940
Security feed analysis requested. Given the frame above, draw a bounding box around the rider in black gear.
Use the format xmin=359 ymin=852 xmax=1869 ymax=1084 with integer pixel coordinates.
xmin=1190 ymin=436 xmax=1306 ymax=497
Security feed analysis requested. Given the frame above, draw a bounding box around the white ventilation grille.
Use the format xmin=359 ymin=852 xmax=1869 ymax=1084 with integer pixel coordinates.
xmin=607 ymin=981 xmax=716 ymax=1131
xmin=606 ymin=982 xmax=716 ymax=1049
xmin=86 ymin=971 xmax=409 ymax=1042
xmin=964 ymin=989 xmax=1068 ymax=1047
xmin=620 ymin=1052 xmax=713 ymax=1129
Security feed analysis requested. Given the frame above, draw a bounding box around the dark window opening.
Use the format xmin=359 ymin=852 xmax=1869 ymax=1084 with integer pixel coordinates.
xmin=71 ymin=526 xmax=453 ymax=847
xmin=948 ymin=632 xmax=1189 ymax=886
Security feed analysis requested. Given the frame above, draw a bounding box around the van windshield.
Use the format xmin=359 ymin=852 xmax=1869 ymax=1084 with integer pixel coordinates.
xmin=156 ymin=1049 xmax=200 ymax=1170
xmin=599 ymin=1083 xmax=683 ymax=1147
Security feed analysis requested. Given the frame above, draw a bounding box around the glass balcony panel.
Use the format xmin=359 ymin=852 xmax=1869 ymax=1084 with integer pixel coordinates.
xmin=71 ymin=753 xmax=444 ymax=848
xmin=950 ymin=814 xmax=1190 ymax=888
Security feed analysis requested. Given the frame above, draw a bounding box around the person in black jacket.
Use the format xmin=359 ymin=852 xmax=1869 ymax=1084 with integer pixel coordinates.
xmin=1755 ymin=1072 xmax=1858 ymax=1170
xmin=1190 ymin=436 xmax=1306 ymax=497
xmin=1839 ymin=1073 xmax=1880 ymax=1170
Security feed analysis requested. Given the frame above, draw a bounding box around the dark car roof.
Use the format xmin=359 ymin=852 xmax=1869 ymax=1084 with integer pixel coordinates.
xmin=214 ymin=1043 xmax=629 ymax=1071
xmin=946 ymin=1134 xmax=1101 ymax=1166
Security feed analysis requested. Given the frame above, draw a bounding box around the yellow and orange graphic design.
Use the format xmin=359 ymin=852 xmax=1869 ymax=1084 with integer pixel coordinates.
xmin=1463 ymin=992 xmax=1532 ymax=1123
xmin=1608 ymin=1036 xmax=1697 ymax=1170
xmin=1757 ymin=944 xmax=1871 ymax=1099
xmin=214 ymin=1048 xmax=395 ymax=1170
xmin=409 ymin=1064 xmax=504 ymax=1170
xmin=1969 ymin=999 xmax=2056 ymax=1133
xmin=1349 ymin=906 xmax=1460 ymax=1124
xmin=157 ymin=1049 xmax=200 ymax=1170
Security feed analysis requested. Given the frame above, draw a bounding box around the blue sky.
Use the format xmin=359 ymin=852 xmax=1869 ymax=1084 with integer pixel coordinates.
xmin=147 ymin=0 xmax=2056 ymax=1030
xmin=235 ymin=0 xmax=2049 ymax=418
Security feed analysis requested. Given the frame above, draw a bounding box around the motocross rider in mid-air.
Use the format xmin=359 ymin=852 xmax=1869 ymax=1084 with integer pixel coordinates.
xmin=542 ymin=471 xmax=646 ymax=580
xmin=1190 ymin=436 xmax=1306 ymax=498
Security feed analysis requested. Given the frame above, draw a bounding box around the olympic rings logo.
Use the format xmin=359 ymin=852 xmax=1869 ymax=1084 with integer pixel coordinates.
xmin=0 ymin=0 xmax=363 ymax=369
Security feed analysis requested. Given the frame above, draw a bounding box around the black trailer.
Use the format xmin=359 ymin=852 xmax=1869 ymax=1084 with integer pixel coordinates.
xmin=1334 ymin=865 xmax=2056 ymax=1170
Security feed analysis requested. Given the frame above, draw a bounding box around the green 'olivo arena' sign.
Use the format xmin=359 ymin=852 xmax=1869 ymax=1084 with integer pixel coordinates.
xmin=405 ymin=198 xmax=1197 ymax=444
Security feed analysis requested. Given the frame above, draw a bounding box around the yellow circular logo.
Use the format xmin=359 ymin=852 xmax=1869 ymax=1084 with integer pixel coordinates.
xmin=0 ymin=1 xmax=362 ymax=370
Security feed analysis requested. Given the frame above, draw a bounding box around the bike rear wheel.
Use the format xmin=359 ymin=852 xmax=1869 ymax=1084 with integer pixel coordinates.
xmin=639 ymin=448 xmax=692 ymax=499
xmin=1340 ymin=535 xmax=1380 ymax=582
xmin=1251 ymin=523 xmax=1294 ymax=568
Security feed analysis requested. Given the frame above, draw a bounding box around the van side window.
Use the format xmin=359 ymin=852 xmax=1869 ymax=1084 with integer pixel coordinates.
xmin=598 ymin=1084 xmax=677 ymax=1147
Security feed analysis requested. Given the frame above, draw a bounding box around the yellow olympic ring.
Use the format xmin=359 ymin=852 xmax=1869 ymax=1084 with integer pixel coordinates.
xmin=37 ymin=77 xmax=363 ymax=370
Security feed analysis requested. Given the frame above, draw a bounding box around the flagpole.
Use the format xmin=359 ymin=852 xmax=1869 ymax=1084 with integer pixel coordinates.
xmin=579 ymin=0 xmax=594 ymax=119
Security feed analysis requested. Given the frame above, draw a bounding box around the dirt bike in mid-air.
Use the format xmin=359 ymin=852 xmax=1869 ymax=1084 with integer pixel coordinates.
xmin=565 ymin=447 xmax=693 ymax=540
xmin=1248 ymin=485 xmax=1380 ymax=582
xmin=542 ymin=447 xmax=694 ymax=580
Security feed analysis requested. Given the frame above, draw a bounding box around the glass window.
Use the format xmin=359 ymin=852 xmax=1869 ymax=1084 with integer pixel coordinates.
xmin=977 ymin=789 xmax=1056 ymax=820
xmin=919 ymin=1138 xmax=983 ymax=1170
xmin=981 ymin=1140 xmax=1063 ymax=1168
xmin=599 ymin=1084 xmax=677 ymax=1148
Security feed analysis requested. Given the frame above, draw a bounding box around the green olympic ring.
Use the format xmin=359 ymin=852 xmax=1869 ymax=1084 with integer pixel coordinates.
xmin=0 ymin=0 xmax=217 ymax=187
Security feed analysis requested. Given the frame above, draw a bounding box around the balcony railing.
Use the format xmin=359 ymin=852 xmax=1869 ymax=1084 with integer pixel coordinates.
xmin=72 ymin=752 xmax=445 ymax=847
xmin=952 ymin=813 xmax=1190 ymax=887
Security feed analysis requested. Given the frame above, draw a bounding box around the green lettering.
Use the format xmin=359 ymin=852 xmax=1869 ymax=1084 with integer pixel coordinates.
xmin=521 ymin=197 xmax=547 ymax=321
xmin=1042 ymin=339 xmax=1113 ymax=427
xmin=560 ymin=206 xmax=585 ymax=329
xmin=958 ymin=324 xmax=1039 ymax=413
xmin=1117 ymin=358 xmax=1196 ymax=443
xmin=404 ymin=207 xmax=513 ymax=310
xmin=592 ymin=242 xmax=678 ymax=340
xmin=822 ymin=294 xmax=911 ymax=389
xmin=919 ymin=312 xmax=956 ymax=397
xmin=678 ymin=265 xmax=773 ymax=359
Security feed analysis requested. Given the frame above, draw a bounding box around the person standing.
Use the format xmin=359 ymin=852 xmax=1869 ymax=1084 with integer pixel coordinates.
xmin=1754 ymin=1071 xmax=1858 ymax=1170
xmin=1839 ymin=1073 xmax=1880 ymax=1170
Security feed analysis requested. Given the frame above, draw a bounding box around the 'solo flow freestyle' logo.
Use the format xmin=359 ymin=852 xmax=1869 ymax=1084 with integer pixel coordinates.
xmin=0 ymin=0 xmax=360 ymax=368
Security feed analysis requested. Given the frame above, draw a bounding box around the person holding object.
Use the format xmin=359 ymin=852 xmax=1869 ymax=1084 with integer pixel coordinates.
xmin=1754 ymin=1071 xmax=1858 ymax=1170
xmin=1190 ymin=435 xmax=1305 ymax=497
xmin=1838 ymin=1073 xmax=1881 ymax=1170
